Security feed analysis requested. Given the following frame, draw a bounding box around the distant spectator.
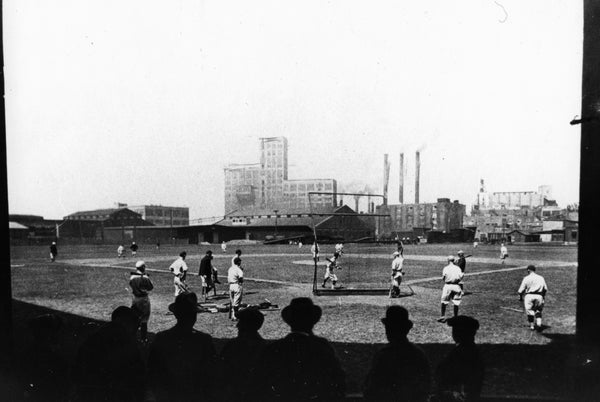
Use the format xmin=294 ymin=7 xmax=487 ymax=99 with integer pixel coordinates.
xmin=148 ymin=292 xmax=217 ymax=402
xmin=130 ymin=260 xmax=154 ymax=342
xmin=169 ymin=251 xmax=189 ymax=297
xmin=364 ymin=306 xmax=430 ymax=402
xmin=19 ymin=314 xmax=69 ymax=402
xmin=434 ymin=316 xmax=484 ymax=402
xmin=117 ymin=244 xmax=125 ymax=258
xmin=221 ymin=241 xmax=227 ymax=253
xmin=219 ymin=308 xmax=267 ymax=401
xmin=257 ymin=297 xmax=345 ymax=401
xmin=72 ymin=306 xmax=145 ymax=402
xmin=49 ymin=242 xmax=58 ymax=262
xmin=130 ymin=241 xmax=138 ymax=257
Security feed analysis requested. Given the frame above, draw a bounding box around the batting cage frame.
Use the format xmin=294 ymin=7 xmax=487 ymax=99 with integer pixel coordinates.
xmin=309 ymin=191 xmax=413 ymax=297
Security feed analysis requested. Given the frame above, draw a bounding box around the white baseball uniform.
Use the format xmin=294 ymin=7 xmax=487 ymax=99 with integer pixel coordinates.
xmin=441 ymin=263 xmax=464 ymax=305
xmin=518 ymin=272 xmax=547 ymax=316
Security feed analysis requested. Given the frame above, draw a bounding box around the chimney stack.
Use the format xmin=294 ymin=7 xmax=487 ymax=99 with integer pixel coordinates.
xmin=415 ymin=151 xmax=420 ymax=204
xmin=399 ymin=153 xmax=404 ymax=203
xmin=383 ymin=154 xmax=390 ymax=205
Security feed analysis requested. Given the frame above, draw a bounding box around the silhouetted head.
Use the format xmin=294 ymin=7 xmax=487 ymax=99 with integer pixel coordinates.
xmin=236 ymin=308 xmax=265 ymax=333
xmin=111 ymin=306 xmax=140 ymax=336
xmin=381 ymin=306 xmax=413 ymax=341
xmin=233 ymin=257 xmax=242 ymax=266
xmin=281 ymin=297 xmax=322 ymax=333
xmin=169 ymin=292 xmax=198 ymax=327
xmin=179 ymin=251 xmax=187 ymax=259
xmin=447 ymin=315 xmax=479 ymax=344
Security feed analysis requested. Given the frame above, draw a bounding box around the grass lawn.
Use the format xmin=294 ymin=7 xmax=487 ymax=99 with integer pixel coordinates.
xmin=9 ymin=242 xmax=578 ymax=398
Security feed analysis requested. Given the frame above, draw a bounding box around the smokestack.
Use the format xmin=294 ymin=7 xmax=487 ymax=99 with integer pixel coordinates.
xmin=383 ymin=154 xmax=390 ymax=205
xmin=415 ymin=151 xmax=420 ymax=204
xmin=354 ymin=195 xmax=360 ymax=212
xmin=399 ymin=153 xmax=404 ymax=203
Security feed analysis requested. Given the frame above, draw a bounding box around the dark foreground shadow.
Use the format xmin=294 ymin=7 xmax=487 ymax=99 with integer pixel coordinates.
xmin=3 ymin=300 xmax=595 ymax=401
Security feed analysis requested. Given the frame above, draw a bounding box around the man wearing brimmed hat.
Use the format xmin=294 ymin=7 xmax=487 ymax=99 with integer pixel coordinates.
xmin=438 ymin=255 xmax=464 ymax=323
xmin=435 ymin=315 xmax=484 ymax=402
xmin=390 ymin=251 xmax=404 ymax=298
xmin=149 ymin=292 xmax=217 ymax=401
xmin=130 ymin=260 xmax=153 ymax=342
xmin=257 ymin=297 xmax=345 ymax=400
xmin=518 ymin=265 xmax=548 ymax=331
xmin=364 ymin=306 xmax=430 ymax=401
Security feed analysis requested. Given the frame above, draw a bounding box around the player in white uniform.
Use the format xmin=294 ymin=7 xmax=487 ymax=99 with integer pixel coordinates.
xmin=335 ymin=243 xmax=344 ymax=255
xmin=518 ymin=265 xmax=548 ymax=331
xmin=117 ymin=244 xmax=125 ymax=258
xmin=321 ymin=253 xmax=340 ymax=289
xmin=228 ymin=257 xmax=244 ymax=320
xmin=438 ymin=256 xmax=464 ymax=323
xmin=311 ymin=242 xmax=320 ymax=263
xmin=169 ymin=251 xmax=189 ymax=297
xmin=500 ymin=243 xmax=508 ymax=264
xmin=390 ymin=251 xmax=404 ymax=298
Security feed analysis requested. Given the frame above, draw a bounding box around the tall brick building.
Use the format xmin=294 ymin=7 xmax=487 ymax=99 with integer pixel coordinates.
xmin=224 ymin=137 xmax=337 ymax=214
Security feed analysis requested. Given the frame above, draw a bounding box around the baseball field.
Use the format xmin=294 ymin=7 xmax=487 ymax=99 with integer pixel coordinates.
xmin=10 ymin=242 xmax=578 ymax=399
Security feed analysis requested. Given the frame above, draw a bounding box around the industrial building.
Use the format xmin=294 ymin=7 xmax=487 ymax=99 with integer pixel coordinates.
xmin=127 ymin=204 xmax=189 ymax=226
xmin=224 ymin=137 xmax=337 ymax=214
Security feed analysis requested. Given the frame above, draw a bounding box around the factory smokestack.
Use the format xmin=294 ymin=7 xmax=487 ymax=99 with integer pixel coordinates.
xmin=415 ymin=151 xmax=420 ymax=204
xmin=383 ymin=154 xmax=390 ymax=205
xmin=399 ymin=153 xmax=404 ymax=203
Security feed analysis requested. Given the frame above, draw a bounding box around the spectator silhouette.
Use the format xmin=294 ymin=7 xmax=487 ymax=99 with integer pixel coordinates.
xmin=19 ymin=314 xmax=69 ymax=402
xmin=72 ymin=306 xmax=145 ymax=402
xmin=148 ymin=292 xmax=217 ymax=402
xmin=257 ymin=297 xmax=345 ymax=401
xmin=219 ymin=308 xmax=267 ymax=401
xmin=434 ymin=316 xmax=484 ymax=402
xmin=364 ymin=306 xmax=431 ymax=402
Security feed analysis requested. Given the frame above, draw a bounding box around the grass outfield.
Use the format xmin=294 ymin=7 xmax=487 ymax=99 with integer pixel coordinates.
xmin=9 ymin=242 xmax=578 ymax=398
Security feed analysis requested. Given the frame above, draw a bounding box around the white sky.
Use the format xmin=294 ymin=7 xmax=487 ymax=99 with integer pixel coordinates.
xmin=4 ymin=0 xmax=583 ymax=220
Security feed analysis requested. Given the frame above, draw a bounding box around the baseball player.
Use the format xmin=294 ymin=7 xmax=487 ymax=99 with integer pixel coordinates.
xmin=117 ymin=244 xmax=125 ymax=258
xmin=311 ymin=242 xmax=320 ymax=263
xmin=438 ymin=256 xmax=464 ymax=323
xmin=130 ymin=261 xmax=153 ymax=342
xmin=518 ymin=265 xmax=548 ymax=331
xmin=199 ymin=250 xmax=217 ymax=301
xmin=169 ymin=251 xmax=189 ymax=297
xmin=228 ymin=257 xmax=244 ymax=320
xmin=130 ymin=241 xmax=139 ymax=257
xmin=335 ymin=243 xmax=345 ymax=255
xmin=321 ymin=252 xmax=341 ymax=290
xmin=221 ymin=241 xmax=227 ymax=253
xmin=390 ymin=251 xmax=404 ymax=298
xmin=50 ymin=242 xmax=58 ymax=262
xmin=500 ymin=243 xmax=508 ymax=264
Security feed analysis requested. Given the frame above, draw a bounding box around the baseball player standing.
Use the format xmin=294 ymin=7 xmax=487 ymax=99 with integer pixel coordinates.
xmin=500 ymin=243 xmax=508 ymax=264
xmin=130 ymin=261 xmax=153 ymax=342
xmin=518 ymin=265 xmax=548 ymax=331
xmin=199 ymin=250 xmax=217 ymax=301
xmin=228 ymin=257 xmax=244 ymax=320
xmin=438 ymin=256 xmax=464 ymax=323
xmin=50 ymin=242 xmax=58 ymax=262
xmin=117 ymin=244 xmax=125 ymax=258
xmin=390 ymin=251 xmax=404 ymax=298
xmin=311 ymin=242 xmax=319 ymax=263
xmin=321 ymin=252 xmax=341 ymax=290
xmin=130 ymin=241 xmax=139 ymax=257
xmin=169 ymin=251 xmax=189 ymax=297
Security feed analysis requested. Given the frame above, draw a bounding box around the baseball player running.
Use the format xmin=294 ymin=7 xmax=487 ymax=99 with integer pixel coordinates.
xmin=321 ymin=252 xmax=341 ymax=290
xmin=518 ymin=265 xmax=548 ymax=331
xmin=390 ymin=251 xmax=404 ymax=298
xmin=169 ymin=251 xmax=189 ymax=297
xmin=438 ymin=256 xmax=464 ymax=323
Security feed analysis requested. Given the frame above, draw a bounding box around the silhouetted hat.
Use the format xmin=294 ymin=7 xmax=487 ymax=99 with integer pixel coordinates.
xmin=446 ymin=315 xmax=479 ymax=332
xmin=168 ymin=292 xmax=198 ymax=316
xmin=236 ymin=308 xmax=265 ymax=332
xmin=281 ymin=297 xmax=322 ymax=327
xmin=381 ymin=306 xmax=413 ymax=330
xmin=111 ymin=306 xmax=140 ymax=323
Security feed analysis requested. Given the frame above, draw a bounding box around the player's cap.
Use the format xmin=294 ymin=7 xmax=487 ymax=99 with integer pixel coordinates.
xmin=447 ymin=255 xmax=456 ymax=261
xmin=392 ymin=251 xmax=401 ymax=257
xmin=446 ymin=315 xmax=479 ymax=332
xmin=282 ymin=297 xmax=322 ymax=328
xmin=457 ymin=250 xmax=464 ymax=255
xmin=135 ymin=260 xmax=146 ymax=269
